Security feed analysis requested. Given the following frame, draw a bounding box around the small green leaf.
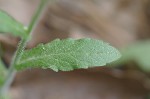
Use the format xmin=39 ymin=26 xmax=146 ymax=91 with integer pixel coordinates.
xmin=0 ymin=59 xmax=7 ymax=86
xmin=16 ymin=38 xmax=121 ymax=71
xmin=0 ymin=10 xmax=28 ymax=38
xmin=120 ymin=40 xmax=150 ymax=72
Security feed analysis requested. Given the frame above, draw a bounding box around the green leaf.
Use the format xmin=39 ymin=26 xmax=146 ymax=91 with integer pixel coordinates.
xmin=0 ymin=10 xmax=28 ymax=39
xmin=120 ymin=40 xmax=150 ymax=72
xmin=16 ymin=38 xmax=121 ymax=71
xmin=0 ymin=59 xmax=7 ymax=86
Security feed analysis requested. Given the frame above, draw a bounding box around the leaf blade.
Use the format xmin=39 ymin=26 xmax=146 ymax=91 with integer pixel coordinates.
xmin=0 ymin=10 xmax=28 ymax=38
xmin=16 ymin=38 xmax=121 ymax=71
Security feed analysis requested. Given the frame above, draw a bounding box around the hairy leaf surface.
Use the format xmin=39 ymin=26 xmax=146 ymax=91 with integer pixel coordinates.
xmin=0 ymin=10 xmax=28 ymax=38
xmin=16 ymin=38 xmax=121 ymax=71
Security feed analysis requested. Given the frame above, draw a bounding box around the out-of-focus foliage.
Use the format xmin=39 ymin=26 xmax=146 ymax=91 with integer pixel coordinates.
xmin=0 ymin=59 xmax=7 ymax=87
xmin=0 ymin=10 xmax=28 ymax=39
xmin=117 ymin=40 xmax=150 ymax=72
xmin=0 ymin=94 xmax=10 ymax=99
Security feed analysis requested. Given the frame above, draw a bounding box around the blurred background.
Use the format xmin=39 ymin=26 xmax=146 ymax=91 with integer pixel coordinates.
xmin=0 ymin=0 xmax=150 ymax=99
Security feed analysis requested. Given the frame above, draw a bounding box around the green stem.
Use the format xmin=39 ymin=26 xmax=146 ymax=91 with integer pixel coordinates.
xmin=0 ymin=39 xmax=27 ymax=95
xmin=0 ymin=0 xmax=48 ymax=95
xmin=27 ymin=0 xmax=48 ymax=34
